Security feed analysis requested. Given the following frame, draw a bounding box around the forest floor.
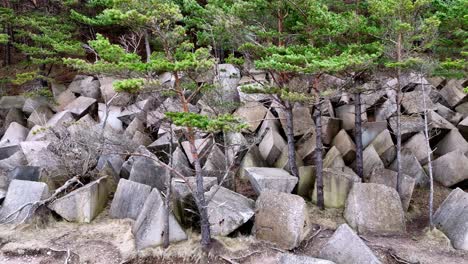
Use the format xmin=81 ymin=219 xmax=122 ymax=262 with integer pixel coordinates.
xmin=0 ymin=183 xmax=467 ymax=264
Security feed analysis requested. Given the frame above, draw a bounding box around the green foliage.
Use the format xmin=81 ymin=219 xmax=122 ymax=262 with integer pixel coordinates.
xmin=165 ymin=112 xmax=246 ymax=132
xmin=22 ymin=88 xmax=54 ymax=99
xmin=11 ymin=72 xmax=39 ymax=85
xmin=14 ymin=13 xmax=83 ymax=65
xmin=113 ymin=78 xmax=145 ymax=93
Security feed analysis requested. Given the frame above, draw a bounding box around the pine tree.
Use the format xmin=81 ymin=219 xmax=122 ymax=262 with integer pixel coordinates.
xmin=65 ymin=1 xmax=244 ymax=250
xmin=228 ymin=0 xmax=379 ymax=209
xmin=368 ymin=0 xmax=440 ymax=194
xmin=11 ymin=8 xmax=83 ymax=86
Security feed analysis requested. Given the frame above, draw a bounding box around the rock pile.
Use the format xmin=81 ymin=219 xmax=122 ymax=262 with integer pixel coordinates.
xmin=0 ymin=69 xmax=467 ymax=258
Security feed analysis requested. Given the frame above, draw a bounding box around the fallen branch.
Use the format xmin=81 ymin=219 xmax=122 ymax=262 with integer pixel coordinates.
xmin=388 ymin=248 xmax=419 ymax=264
xmin=0 ymin=176 xmax=92 ymax=225
xmin=304 ymin=226 xmax=323 ymax=248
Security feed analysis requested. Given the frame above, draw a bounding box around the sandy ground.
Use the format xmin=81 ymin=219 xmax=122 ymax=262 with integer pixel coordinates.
xmin=0 ymin=183 xmax=467 ymax=264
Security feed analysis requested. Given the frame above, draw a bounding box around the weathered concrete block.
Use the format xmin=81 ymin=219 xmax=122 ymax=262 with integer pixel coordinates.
xmin=344 ymin=183 xmax=405 ymax=235
xmin=402 ymin=90 xmax=434 ymax=114
xmin=369 ymin=168 xmax=415 ymax=211
xmin=362 ymin=145 xmax=384 ymax=180
xmin=98 ymin=103 xmax=123 ymax=132
xmin=129 ymin=155 xmax=170 ymax=191
xmin=319 ymin=224 xmax=381 ymax=264
xmin=361 ymin=121 xmax=387 ymax=148
xmin=206 ymin=185 xmax=255 ymax=236
xmin=99 ymin=76 xmax=132 ymax=106
xmin=390 ymin=148 xmax=428 ymax=186
xmin=277 ymin=104 xmax=314 ymax=137
xmin=64 ymin=96 xmax=97 ymax=118
xmin=433 ymin=188 xmax=468 ymax=250
xmin=389 ymin=115 xmax=424 ymax=141
xmin=375 ymin=98 xmax=397 ymax=121
xmin=432 ymin=150 xmax=468 ymax=187
xmin=403 ymin=133 xmax=431 ymax=165
xmin=48 ymin=178 xmax=108 ymax=223
xmin=258 ymin=129 xmax=286 ymax=165
xmin=27 ymin=106 xmax=53 ymax=128
xmin=455 ymin=102 xmax=468 ymax=118
xmin=297 ymin=131 xmax=317 ymax=166
xmin=118 ymin=99 xmax=152 ymax=125
xmin=297 ymin=165 xmax=315 ymax=198
xmin=0 ymin=148 xmax=27 ymax=171
xmin=181 ymin=137 xmax=214 ymax=165
xmin=458 ymin=116 xmax=468 ymax=141
xmin=172 ymin=177 xmax=217 ymax=200
xmin=0 ymin=180 xmax=49 ymax=224
xmin=335 ymin=105 xmax=367 ymax=131
xmin=331 ymin=129 xmax=356 ymax=164
xmin=110 ymin=179 xmax=152 ymax=220
xmin=234 ymin=101 xmax=268 ymax=132
xmin=273 ymin=145 xmax=304 ymax=173
xmin=279 ymin=254 xmax=335 ymax=264
xmin=369 ymin=129 xmax=396 ymax=166
xmin=428 ymin=110 xmax=456 ymax=130
xmin=435 ymin=129 xmax=468 ymax=157
xmin=68 ymin=75 xmax=101 ymax=99
xmin=0 ymin=122 xmax=29 ymax=147
xmin=439 ymin=79 xmax=466 ymax=107
xmin=3 ymin=108 xmax=26 ymax=131
xmin=320 ymin=117 xmax=341 ymax=145
xmin=312 ymin=168 xmax=361 ymax=208
xmin=254 ymin=190 xmax=308 ymax=250
xmin=46 ymin=111 xmax=74 ymax=127
xmin=0 ymin=96 xmax=25 ymax=109
xmin=238 ymin=145 xmax=266 ymax=180
xmin=435 ymin=103 xmax=463 ymax=125
xmin=202 ymin=145 xmax=227 ymax=180
xmin=7 ymin=166 xmax=41 ymax=182
xmin=133 ymin=189 xmax=187 ymax=249
xmin=245 ymin=167 xmax=298 ymax=194
xmin=323 ymin=146 xmax=345 ymax=169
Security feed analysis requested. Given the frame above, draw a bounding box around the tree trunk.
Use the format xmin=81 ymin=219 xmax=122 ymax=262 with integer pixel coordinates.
xmin=144 ymin=30 xmax=151 ymax=63
xmin=421 ymin=75 xmax=434 ymax=229
xmin=395 ymin=32 xmax=403 ymax=194
xmin=175 ymin=71 xmax=211 ymax=249
xmin=314 ymin=98 xmax=324 ymax=210
xmin=354 ymin=92 xmax=364 ymax=179
xmin=3 ymin=26 xmax=11 ymax=66
xmin=39 ymin=63 xmax=49 ymax=87
xmin=190 ymin=137 xmax=211 ymax=248
xmin=162 ymin=125 xmax=174 ymax=248
xmin=284 ymin=101 xmax=299 ymax=178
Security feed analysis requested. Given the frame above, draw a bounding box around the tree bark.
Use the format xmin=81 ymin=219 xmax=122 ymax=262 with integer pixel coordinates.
xmin=175 ymin=71 xmax=211 ymax=249
xmin=162 ymin=124 xmax=174 ymax=248
xmin=314 ymin=98 xmax=324 ymax=210
xmin=421 ymin=75 xmax=434 ymax=229
xmin=354 ymin=92 xmax=364 ymax=179
xmin=395 ymin=32 xmax=403 ymax=194
xmin=144 ymin=30 xmax=151 ymax=63
xmin=284 ymin=101 xmax=299 ymax=178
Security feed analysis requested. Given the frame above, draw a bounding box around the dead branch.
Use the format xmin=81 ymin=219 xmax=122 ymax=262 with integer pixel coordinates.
xmin=0 ymin=176 xmax=98 ymax=225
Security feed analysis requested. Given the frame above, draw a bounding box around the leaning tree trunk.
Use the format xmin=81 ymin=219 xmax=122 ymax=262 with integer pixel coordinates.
xmin=421 ymin=75 xmax=435 ymax=229
xmin=284 ymin=101 xmax=299 ymax=178
xmin=190 ymin=137 xmax=211 ymax=248
xmin=354 ymin=92 xmax=364 ymax=179
xmin=314 ymin=98 xmax=324 ymax=210
xmin=175 ymin=71 xmax=211 ymax=249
